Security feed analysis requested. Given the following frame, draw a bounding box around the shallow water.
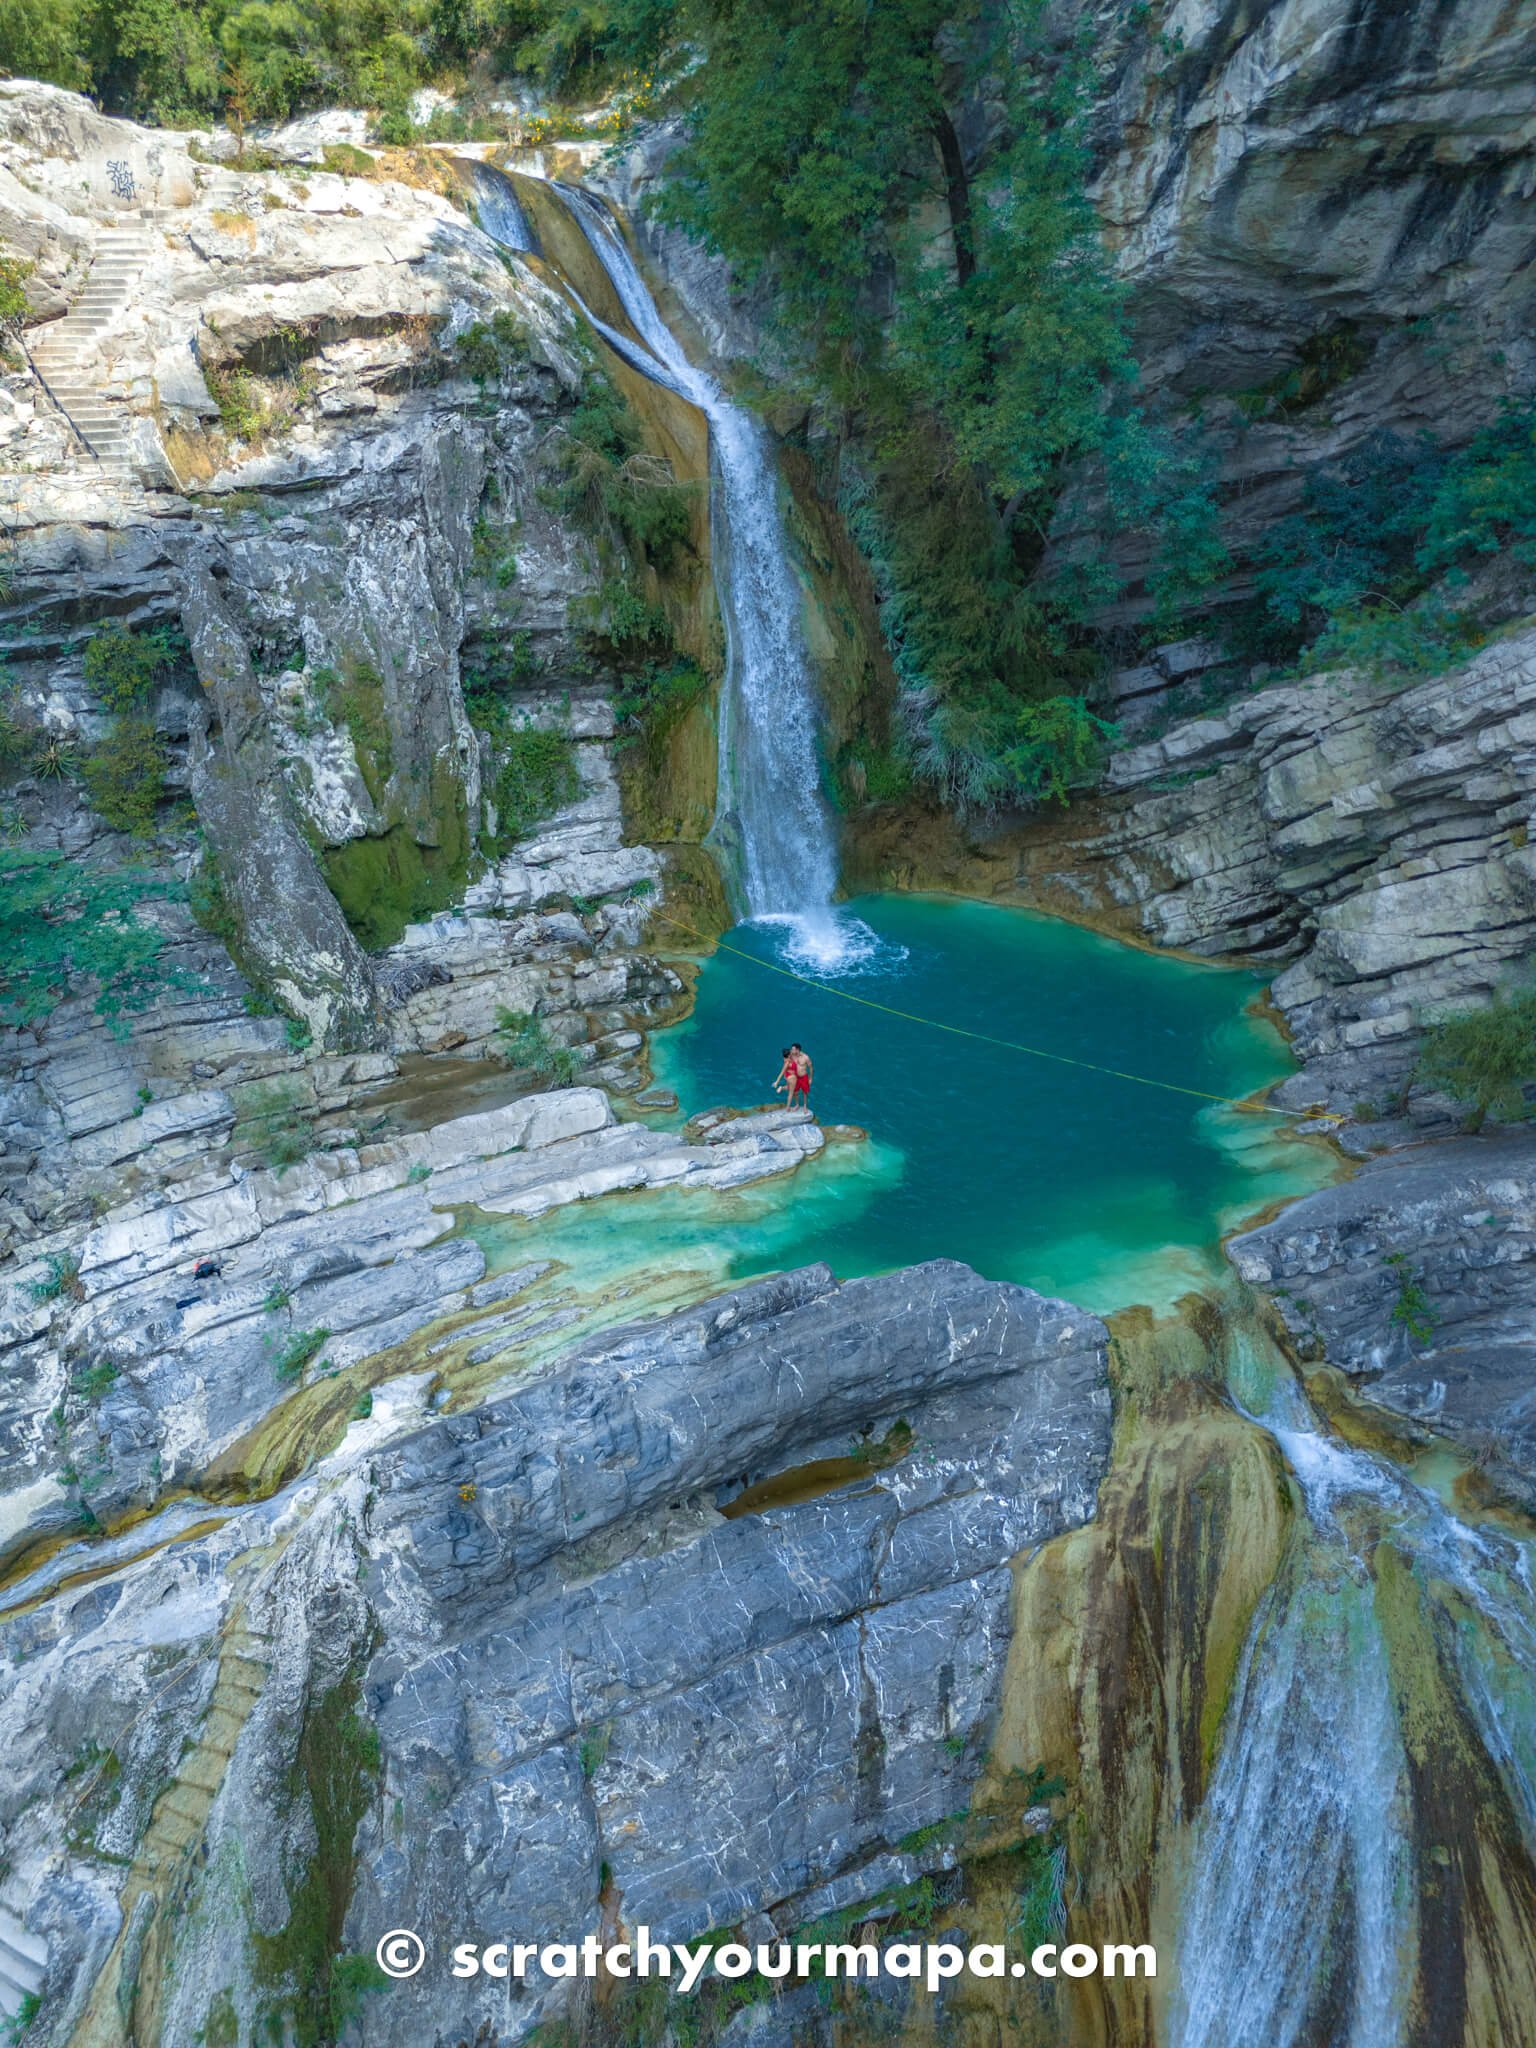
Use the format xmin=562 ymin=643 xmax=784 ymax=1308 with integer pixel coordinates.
xmin=500 ymin=894 xmax=1337 ymax=1315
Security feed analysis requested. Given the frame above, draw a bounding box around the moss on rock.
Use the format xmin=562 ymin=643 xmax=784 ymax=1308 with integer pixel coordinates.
xmin=322 ymin=823 xmax=467 ymax=951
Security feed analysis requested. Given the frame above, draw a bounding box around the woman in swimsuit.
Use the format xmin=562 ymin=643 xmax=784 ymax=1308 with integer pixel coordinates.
xmin=773 ymin=1047 xmax=795 ymax=1100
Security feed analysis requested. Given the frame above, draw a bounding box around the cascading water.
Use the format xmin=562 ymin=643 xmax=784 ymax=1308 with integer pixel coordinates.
xmin=470 ymin=162 xmax=868 ymax=969
xmin=1171 ymin=1337 xmax=1418 ymax=2048
xmin=462 ymin=160 xmax=535 ymax=254
xmin=1172 ymin=1322 xmax=1536 ymax=2048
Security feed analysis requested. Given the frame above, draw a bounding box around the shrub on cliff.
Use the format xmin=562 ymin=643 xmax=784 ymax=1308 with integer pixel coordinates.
xmin=0 ymin=245 xmax=32 ymax=336
xmin=486 ymin=723 xmax=581 ymax=853
xmin=1233 ymin=403 xmax=1536 ymax=675
xmin=0 ymin=846 xmax=178 ymax=1033
xmin=82 ymin=621 xmax=180 ymax=711
xmin=82 ymin=716 xmax=167 ymax=835
xmin=612 ymin=656 xmax=709 ymax=764
xmin=493 ymin=1004 xmax=581 ymax=1083
xmin=553 ymin=371 xmax=695 ymax=572
xmin=1417 ymin=988 xmax=1536 ymax=1128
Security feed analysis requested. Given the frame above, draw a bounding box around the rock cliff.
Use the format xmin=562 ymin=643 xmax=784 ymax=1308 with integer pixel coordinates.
xmin=4 ymin=35 xmax=1536 ymax=2048
xmin=1020 ymin=624 xmax=1536 ymax=1113
xmin=0 ymin=87 xmax=703 ymax=1266
xmin=0 ymin=1261 xmax=1110 ymax=2047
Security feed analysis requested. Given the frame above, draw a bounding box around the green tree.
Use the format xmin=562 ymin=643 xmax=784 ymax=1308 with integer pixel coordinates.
xmin=0 ymin=0 xmax=95 ymax=92
xmin=0 ymin=847 xmax=179 ymax=1032
xmin=656 ymin=0 xmax=1153 ymax=811
xmin=659 ymin=0 xmax=970 ymax=363
xmin=105 ymin=0 xmax=221 ymax=120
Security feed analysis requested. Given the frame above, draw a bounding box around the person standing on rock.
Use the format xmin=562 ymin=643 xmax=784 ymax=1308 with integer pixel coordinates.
xmin=790 ymin=1043 xmax=813 ymax=1110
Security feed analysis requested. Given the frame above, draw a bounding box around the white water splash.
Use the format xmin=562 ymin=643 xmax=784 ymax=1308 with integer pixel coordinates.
xmin=473 ymin=165 xmax=875 ymax=972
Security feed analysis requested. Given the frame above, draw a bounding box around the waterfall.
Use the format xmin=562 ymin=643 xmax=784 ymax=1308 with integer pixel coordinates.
xmin=462 ymin=160 xmax=535 ymax=254
xmin=1171 ymin=1343 xmax=1418 ymax=2048
xmin=470 ymin=163 xmax=867 ymax=970
xmin=1171 ymin=1324 xmax=1536 ymax=2048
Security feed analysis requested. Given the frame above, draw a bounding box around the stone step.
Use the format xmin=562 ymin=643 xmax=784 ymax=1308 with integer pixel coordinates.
xmin=0 ymin=1905 xmax=47 ymax=2021
xmin=197 ymin=1704 xmax=248 ymax=1756
xmin=176 ymin=1748 xmax=233 ymax=1796
xmin=23 ymin=226 xmax=153 ymax=464
xmin=155 ymin=1781 xmax=214 ymax=1829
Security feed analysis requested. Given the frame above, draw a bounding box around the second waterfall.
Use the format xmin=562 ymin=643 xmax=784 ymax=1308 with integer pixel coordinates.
xmin=466 ymin=162 xmax=865 ymax=970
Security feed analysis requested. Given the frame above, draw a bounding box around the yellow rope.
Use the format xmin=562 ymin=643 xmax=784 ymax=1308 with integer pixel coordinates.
xmin=650 ymin=909 xmax=1321 ymax=1121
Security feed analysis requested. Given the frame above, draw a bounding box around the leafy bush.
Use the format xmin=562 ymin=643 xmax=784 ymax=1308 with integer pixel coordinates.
xmin=1417 ymin=988 xmax=1536 ymax=1127
xmin=1384 ymin=1251 xmax=1437 ymax=1345
xmin=82 ymin=716 xmax=166 ymax=835
xmin=275 ymin=1326 xmax=331 ymax=1383
xmin=612 ymin=656 xmax=709 ymax=761
xmin=370 ymin=106 xmax=416 ymax=146
xmin=31 ymin=1251 xmax=81 ymax=1303
xmin=463 ymin=634 xmax=541 ymax=725
xmin=0 ymin=246 xmax=32 ymax=331
xmin=1302 ymin=599 xmax=1476 ymax=681
xmin=0 ymin=848 xmax=178 ymax=1032
xmin=913 ymin=691 xmax=1112 ymax=814
xmin=1418 ymin=397 xmax=1536 ymax=577
xmin=1233 ymin=403 xmax=1536 ymax=674
xmin=454 ymin=310 xmax=528 ymax=384
xmin=576 ymin=577 xmax=673 ymax=659
xmin=82 ymin=622 xmax=179 ymax=711
xmin=554 ymin=373 xmax=694 ymax=571
xmin=189 ymin=849 xmax=239 ymax=944
xmin=206 ymin=365 xmax=264 ymax=440
xmin=488 ymin=724 xmax=581 ymax=852
xmin=494 ymin=1005 xmax=581 ymax=1085
xmin=71 ymin=1359 xmax=121 ymax=1399
xmin=238 ymin=1084 xmax=312 ymax=1172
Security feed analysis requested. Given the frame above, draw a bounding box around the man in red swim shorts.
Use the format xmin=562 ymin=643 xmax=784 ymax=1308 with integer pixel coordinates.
xmin=789 ymin=1042 xmax=812 ymax=1108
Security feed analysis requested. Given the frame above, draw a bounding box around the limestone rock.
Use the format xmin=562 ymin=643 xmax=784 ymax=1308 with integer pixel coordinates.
xmin=0 ymin=1260 xmax=1110 ymax=2045
xmin=1019 ymin=624 xmax=1536 ymax=1110
xmin=1228 ymin=1133 xmax=1536 ymax=1503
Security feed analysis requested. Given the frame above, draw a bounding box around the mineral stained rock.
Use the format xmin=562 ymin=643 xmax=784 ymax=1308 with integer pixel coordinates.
xmin=0 ymin=1261 xmax=1111 ymax=2047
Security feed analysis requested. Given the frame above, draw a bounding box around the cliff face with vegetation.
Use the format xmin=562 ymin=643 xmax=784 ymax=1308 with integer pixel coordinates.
xmin=0 ymin=87 xmax=732 ymax=1267
xmin=3 ymin=4 xmax=1536 ymax=2043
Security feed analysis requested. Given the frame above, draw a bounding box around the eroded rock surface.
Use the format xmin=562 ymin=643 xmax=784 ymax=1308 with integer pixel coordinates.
xmin=1015 ymin=625 xmax=1536 ymax=1112
xmin=0 ymin=1089 xmax=828 ymax=1564
xmin=1229 ymin=1135 xmax=1536 ymax=1504
xmin=0 ymin=1262 xmax=1110 ymax=2047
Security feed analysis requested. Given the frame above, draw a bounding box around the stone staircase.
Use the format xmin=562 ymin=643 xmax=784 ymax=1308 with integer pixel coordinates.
xmin=67 ymin=1616 xmax=273 ymax=2047
xmin=25 ymin=222 xmax=156 ymax=476
xmin=0 ymin=1890 xmax=47 ymax=2028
